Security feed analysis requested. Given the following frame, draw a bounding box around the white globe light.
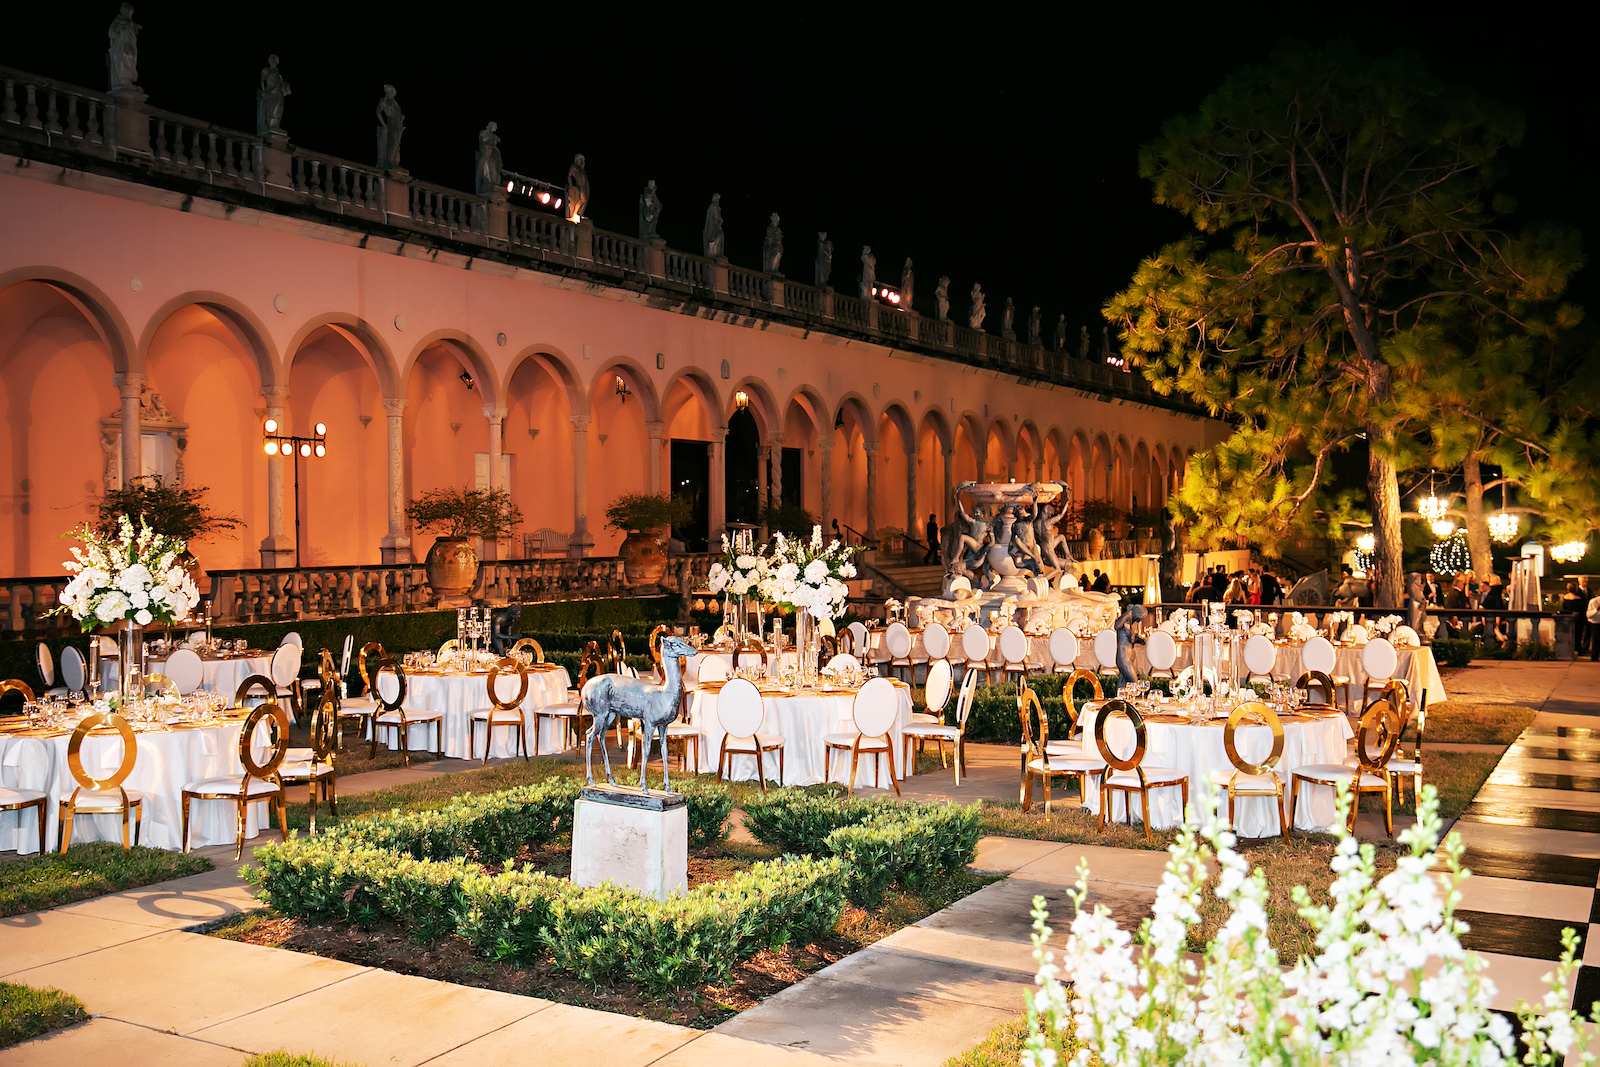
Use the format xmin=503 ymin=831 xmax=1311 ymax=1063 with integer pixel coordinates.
xmin=1356 ymin=533 xmax=1376 ymax=553
xmin=1431 ymin=518 xmax=1455 ymax=538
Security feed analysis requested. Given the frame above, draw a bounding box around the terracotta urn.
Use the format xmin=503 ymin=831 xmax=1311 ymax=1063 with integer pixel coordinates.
xmin=620 ymin=527 xmax=667 ymax=586
xmin=425 ymin=536 xmax=479 ymax=599
xmin=1086 ymin=528 xmax=1107 ymax=560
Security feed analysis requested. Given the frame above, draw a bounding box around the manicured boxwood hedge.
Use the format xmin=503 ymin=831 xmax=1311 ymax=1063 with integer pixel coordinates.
xmin=245 ymin=779 xmax=979 ymax=992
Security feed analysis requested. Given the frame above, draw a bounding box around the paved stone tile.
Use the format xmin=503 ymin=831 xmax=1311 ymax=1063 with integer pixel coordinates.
xmin=1445 ymin=873 xmax=1593 ymax=924
xmin=1447 ymin=823 xmax=1600 ymax=861
xmin=421 ymin=1001 xmax=695 ymax=1066
xmin=0 ymin=910 xmax=159 ymax=978
xmin=971 ymin=835 xmax=1066 ymax=873
xmin=1457 ymin=802 xmax=1600 ymax=835
xmin=1465 ymin=950 xmax=1577 ymax=1013
xmin=1010 ymin=840 xmax=1173 ymax=887
xmin=0 ymin=1017 xmax=243 ymax=1067
xmin=11 ymin=929 xmax=363 ymax=1033
xmin=52 ymin=865 xmax=260 ymax=930
xmin=649 ymin=1031 xmax=861 ymax=1066
xmin=192 ymin=965 xmax=549 ymax=1066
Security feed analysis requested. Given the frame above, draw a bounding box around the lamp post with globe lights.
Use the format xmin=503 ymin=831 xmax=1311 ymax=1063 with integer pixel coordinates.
xmin=262 ymin=419 xmax=327 ymax=566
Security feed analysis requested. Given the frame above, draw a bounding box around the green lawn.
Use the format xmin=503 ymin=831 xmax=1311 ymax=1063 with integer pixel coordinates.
xmin=943 ymin=1014 xmax=1080 ymax=1067
xmin=1425 ymin=702 xmax=1538 ymax=745
xmin=0 ymin=843 xmax=211 ymax=918
xmin=0 ymin=982 xmax=88 ymax=1049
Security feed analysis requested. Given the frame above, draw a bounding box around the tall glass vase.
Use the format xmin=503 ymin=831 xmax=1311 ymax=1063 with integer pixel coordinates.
xmin=795 ymin=611 xmax=817 ymax=689
xmin=118 ymin=618 xmax=145 ymax=703
xmin=730 ymin=593 xmax=749 ymax=643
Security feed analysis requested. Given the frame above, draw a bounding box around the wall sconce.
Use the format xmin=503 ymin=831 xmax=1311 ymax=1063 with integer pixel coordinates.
xmin=459 ymin=369 xmax=475 ymax=390
xmin=834 ymin=409 xmax=845 ymax=430
xmin=615 ymin=375 xmax=631 ymax=403
xmin=734 ymin=389 xmax=750 ymax=412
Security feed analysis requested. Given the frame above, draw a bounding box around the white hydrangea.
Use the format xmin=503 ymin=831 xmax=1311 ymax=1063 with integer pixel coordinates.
xmin=50 ymin=516 xmax=197 ymax=630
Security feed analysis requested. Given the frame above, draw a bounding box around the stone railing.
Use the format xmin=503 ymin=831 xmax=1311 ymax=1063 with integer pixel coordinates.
xmin=0 ymin=60 xmax=1193 ymax=415
xmin=0 ymin=576 xmax=71 ymax=634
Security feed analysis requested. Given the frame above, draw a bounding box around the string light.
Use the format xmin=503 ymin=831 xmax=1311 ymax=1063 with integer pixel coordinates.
xmin=1352 ymin=533 xmax=1375 ymax=576
xmin=1430 ymin=531 xmax=1470 ymax=574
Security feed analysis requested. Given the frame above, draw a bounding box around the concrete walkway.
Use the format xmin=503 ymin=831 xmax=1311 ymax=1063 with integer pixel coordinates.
xmin=3 ymin=660 xmax=1595 ymax=1064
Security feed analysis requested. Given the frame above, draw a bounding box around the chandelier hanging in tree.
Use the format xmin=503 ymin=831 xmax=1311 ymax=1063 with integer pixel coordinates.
xmin=1352 ymin=532 xmax=1376 ymax=576
xmin=1488 ymin=482 xmax=1518 ymax=544
xmin=1551 ymin=540 xmax=1589 ymax=564
xmin=1416 ymin=470 xmax=1450 ymax=533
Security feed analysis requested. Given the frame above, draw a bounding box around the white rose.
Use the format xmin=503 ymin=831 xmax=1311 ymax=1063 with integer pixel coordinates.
xmin=129 ymin=588 xmax=150 ymax=609
xmin=778 ymin=562 xmax=799 ymax=582
xmin=736 ymin=554 xmax=757 ymax=571
xmin=804 ymin=559 xmax=829 ymax=584
xmin=135 ymin=608 xmax=153 ymax=625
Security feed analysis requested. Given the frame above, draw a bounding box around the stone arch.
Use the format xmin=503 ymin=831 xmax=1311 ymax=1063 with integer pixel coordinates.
xmin=138 ymin=291 xmax=280 ymax=391
xmin=726 ymin=377 xmax=780 ymax=441
xmin=984 ymin=418 xmax=1014 ymax=481
xmin=402 ymin=330 xmax=499 ymax=411
xmin=829 ymin=393 xmax=876 ymax=535
xmin=1017 ymin=420 xmax=1044 ymax=482
xmin=284 ymin=313 xmax=399 ymax=398
xmin=877 ymin=401 xmax=917 ymax=536
xmin=505 ymin=348 xmax=581 ymax=551
xmin=1132 ymin=439 xmax=1152 ymax=514
xmin=0 ymin=267 xmax=136 ymax=375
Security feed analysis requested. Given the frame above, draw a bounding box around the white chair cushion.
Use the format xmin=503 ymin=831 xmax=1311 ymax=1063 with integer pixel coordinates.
xmin=1208 ymin=769 xmax=1280 ymax=790
xmin=1293 ymin=762 xmax=1387 ymax=789
xmin=1104 ymin=767 xmax=1186 ymax=788
xmin=909 ymin=712 xmax=940 ymax=724
xmin=1386 ymin=758 xmax=1421 ymax=774
xmin=470 ymin=706 xmax=524 ymax=722
xmin=1029 ymin=755 xmax=1104 ymax=774
xmin=377 ymin=709 xmax=441 ymax=724
xmin=823 ymin=731 xmax=892 ymax=750
xmin=278 ymin=758 xmax=331 ymax=778
xmin=904 ymin=723 xmax=961 ymax=740
xmin=541 ymin=701 xmax=582 ymax=717
xmin=65 ymin=789 xmax=144 ymax=812
xmin=723 ymin=733 xmax=785 ymax=752
xmin=185 ymin=776 xmax=279 ymax=797
xmin=1 ymin=786 xmax=48 ymax=804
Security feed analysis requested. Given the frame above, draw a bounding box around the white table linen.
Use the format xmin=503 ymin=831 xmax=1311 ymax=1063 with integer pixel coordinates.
xmin=687 ymin=650 xmax=798 ymax=683
xmin=687 ymin=684 xmax=913 ymax=788
xmin=0 ymin=722 xmax=261 ymax=854
xmin=1077 ymin=704 xmax=1355 ymax=836
xmin=369 ymin=665 xmax=572 ymax=758
xmin=145 ymin=653 xmax=274 ymax=696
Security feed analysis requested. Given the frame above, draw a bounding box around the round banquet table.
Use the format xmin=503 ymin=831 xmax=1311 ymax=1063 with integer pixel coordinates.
xmin=1075 ymin=702 xmax=1355 ymax=836
xmin=687 ymin=650 xmax=798 ymax=683
xmin=686 ymin=682 xmax=913 ymax=788
xmin=145 ymin=652 xmax=275 ymax=695
xmin=368 ymin=664 xmax=572 ymax=758
xmin=0 ymin=720 xmax=263 ymax=854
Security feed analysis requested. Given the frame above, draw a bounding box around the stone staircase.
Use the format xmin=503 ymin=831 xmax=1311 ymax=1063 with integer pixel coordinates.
xmin=870 ymin=562 xmax=947 ymax=599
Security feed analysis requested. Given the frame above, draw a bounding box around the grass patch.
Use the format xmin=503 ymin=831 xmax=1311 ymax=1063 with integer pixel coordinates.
xmin=242 ymin=1052 xmax=363 ymax=1067
xmin=0 ymin=842 xmax=211 ymax=918
xmin=0 ymin=982 xmax=88 ymax=1049
xmin=943 ymin=1013 xmax=1081 ymax=1067
xmin=1425 ymin=702 xmax=1538 ymax=745
xmin=1403 ymin=750 xmax=1501 ymax=821
xmin=977 ymin=798 xmax=1177 ymax=850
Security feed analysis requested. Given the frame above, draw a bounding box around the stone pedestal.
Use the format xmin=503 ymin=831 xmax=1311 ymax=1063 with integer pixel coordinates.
xmin=571 ymin=788 xmax=687 ymax=901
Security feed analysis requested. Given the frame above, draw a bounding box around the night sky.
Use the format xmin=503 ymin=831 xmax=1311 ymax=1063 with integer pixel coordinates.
xmin=4 ymin=4 xmax=1591 ymax=339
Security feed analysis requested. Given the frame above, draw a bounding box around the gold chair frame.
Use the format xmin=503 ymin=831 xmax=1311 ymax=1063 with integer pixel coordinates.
xmin=1292 ymin=670 xmax=1341 ymax=712
xmin=1290 ymin=698 xmax=1402 ymax=837
xmin=1 ymin=677 xmax=36 ymax=706
xmin=1018 ymin=683 xmax=1099 ymax=814
xmin=182 ymin=700 xmax=291 ymax=859
xmin=713 ymin=678 xmax=785 ymax=792
xmin=904 ymin=661 xmax=973 ymax=781
xmin=471 ymin=657 xmax=531 ymax=764
xmin=1218 ymin=701 xmax=1288 ymax=838
xmin=59 ymin=709 xmax=142 ymax=851
xmin=143 ymin=673 xmax=180 ymax=701
xmin=823 ymin=680 xmax=901 ymax=798
xmin=336 ymin=641 xmax=386 ymax=741
xmin=1094 ymin=698 xmax=1189 ymax=843
xmin=1064 ymin=668 xmax=1104 ymax=704
xmin=370 ymin=658 xmax=443 ymax=764
xmin=437 ymin=638 xmax=462 ymax=658
xmin=533 ymin=644 xmax=599 ymax=754
xmin=279 ymin=688 xmax=339 ymax=832
xmin=1 ymin=680 xmax=47 ymax=851
xmin=509 ymin=637 xmax=545 ymax=663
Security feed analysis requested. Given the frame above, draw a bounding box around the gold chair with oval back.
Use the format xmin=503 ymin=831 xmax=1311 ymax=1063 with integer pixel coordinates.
xmin=58 ymin=710 xmax=143 ymax=851
xmin=1292 ymin=670 xmax=1341 ymax=712
xmin=509 ymin=637 xmax=545 ymax=664
xmin=1290 ymin=698 xmax=1403 ymax=837
xmin=182 ymin=700 xmax=291 ymax=858
xmin=371 ymin=658 xmax=444 ymax=764
xmin=533 ymin=643 xmax=599 ymax=754
xmin=1094 ymin=698 xmax=1190 ymax=843
xmin=335 ymin=642 xmax=385 ymax=743
xmin=279 ymin=687 xmax=339 ymax=832
xmin=1209 ymin=701 xmax=1289 ymax=838
xmin=470 ymin=656 xmax=531 ymax=764
xmin=1018 ymin=678 xmax=1105 ymax=814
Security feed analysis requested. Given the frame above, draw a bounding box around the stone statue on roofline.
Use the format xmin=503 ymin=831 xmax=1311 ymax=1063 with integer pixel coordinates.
xmin=1055 ymin=313 xmax=1067 ymax=351
xmin=256 ymin=54 xmax=290 ymax=138
xmin=815 ymin=232 xmax=833 ymax=288
xmin=375 ymin=85 xmax=405 ymax=171
xmin=935 ymin=276 xmax=950 ymax=321
xmin=969 ymin=284 xmax=986 ymax=330
xmin=703 ymin=194 xmax=725 ymax=258
xmin=1029 ymin=306 xmax=1041 ymax=346
xmin=639 ymin=180 xmax=662 ymax=240
xmin=475 ymin=122 xmax=502 ymax=196
xmin=566 ymin=154 xmax=590 ymax=222
xmin=1079 ymin=325 xmax=1090 ymax=359
xmin=762 ymin=213 xmax=783 ymax=273
xmin=1002 ymin=297 xmax=1016 ymax=339
xmin=859 ymin=246 xmax=876 ymax=299
xmin=107 ymin=4 xmax=140 ymax=93
xmin=901 ymin=259 xmax=914 ymax=308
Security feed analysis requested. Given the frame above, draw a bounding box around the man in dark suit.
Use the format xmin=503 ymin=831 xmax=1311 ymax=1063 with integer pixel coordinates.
xmin=1091 ymin=568 xmax=1111 ymax=593
xmin=923 ymin=513 xmax=941 ymax=564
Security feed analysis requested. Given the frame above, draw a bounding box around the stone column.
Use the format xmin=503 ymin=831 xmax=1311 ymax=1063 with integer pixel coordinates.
xmin=819 ymin=442 xmax=833 ymax=532
xmin=378 ymin=397 xmax=411 ymax=564
xmin=114 ymin=373 xmax=145 ymax=489
xmin=905 ymin=443 xmax=919 ymax=540
xmin=569 ymin=414 xmax=593 ymax=557
xmin=756 ymin=445 xmax=770 ymax=508
xmin=646 ymin=420 xmax=664 ymax=494
xmin=707 ymin=428 xmax=727 ymax=545
xmin=864 ymin=445 xmax=878 ymax=538
xmin=484 ymin=404 xmax=506 ymax=561
xmin=973 ymin=438 xmax=988 ymax=485
xmin=259 ymin=385 xmax=297 ymax=567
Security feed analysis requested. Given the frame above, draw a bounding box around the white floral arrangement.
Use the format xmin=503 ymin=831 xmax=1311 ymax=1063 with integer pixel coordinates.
xmin=1024 ymin=786 xmax=1590 ymax=1067
xmin=1166 ymin=609 xmax=1202 ymax=640
xmin=1248 ymin=622 xmax=1271 ymax=637
xmin=1289 ymin=621 xmax=1318 ymax=641
xmin=706 ymin=530 xmax=768 ymax=598
xmin=1369 ymin=614 xmax=1403 ymax=636
xmin=758 ymin=525 xmax=859 ymax=621
xmin=54 ymin=516 xmax=199 ymax=629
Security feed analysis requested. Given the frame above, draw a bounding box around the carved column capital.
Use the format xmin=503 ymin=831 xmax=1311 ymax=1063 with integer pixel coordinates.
xmin=482 ymin=405 xmax=507 ymax=422
xmin=381 ymin=396 xmax=407 ymax=417
xmin=570 ymin=414 xmax=592 ymax=431
xmin=115 ymin=372 xmax=146 ymax=398
xmin=645 ymin=420 xmax=664 ymax=440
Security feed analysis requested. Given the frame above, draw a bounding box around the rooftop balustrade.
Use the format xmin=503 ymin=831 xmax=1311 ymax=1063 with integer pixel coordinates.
xmin=0 ymin=61 xmax=1193 ymax=414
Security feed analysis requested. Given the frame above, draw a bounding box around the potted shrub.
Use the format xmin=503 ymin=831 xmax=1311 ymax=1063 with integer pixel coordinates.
xmin=406 ymin=487 xmax=523 ymax=600
xmin=97 ymin=475 xmax=242 ymax=585
xmin=605 ymin=492 xmax=692 ymax=586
